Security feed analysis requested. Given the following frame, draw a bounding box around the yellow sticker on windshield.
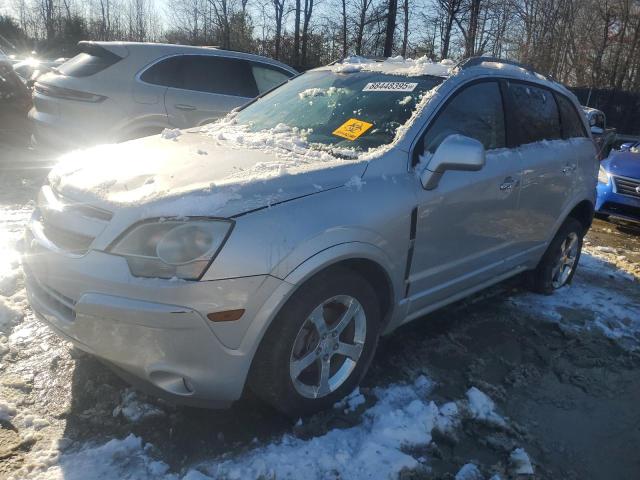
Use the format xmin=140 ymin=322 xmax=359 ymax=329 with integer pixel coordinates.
xmin=332 ymin=118 xmax=373 ymax=141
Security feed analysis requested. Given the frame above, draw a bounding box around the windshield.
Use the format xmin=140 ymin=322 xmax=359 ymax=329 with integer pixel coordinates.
xmin=234 ymin=70 xmax=444 ymax=152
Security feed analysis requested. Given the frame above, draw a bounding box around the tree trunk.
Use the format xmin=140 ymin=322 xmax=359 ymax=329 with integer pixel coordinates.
xmin=294 ymin=0 xmax=301 ymax=68
xmin=401 ymin=0 xmax=408 ymax=56
xmin=383 ymin=0 xmax=398 ymax=57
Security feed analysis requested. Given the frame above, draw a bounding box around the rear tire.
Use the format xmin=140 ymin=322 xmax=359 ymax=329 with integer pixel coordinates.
xmin=249 ymin=267 xmax=381 ymax=417
xmin=529 ymin=217 xmax=584 ymax=295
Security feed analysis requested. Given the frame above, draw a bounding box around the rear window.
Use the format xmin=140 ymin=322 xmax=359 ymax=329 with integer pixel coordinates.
xmin=57 ymin=51 xmax=121 ymax=77
xmin=556 ymin=95 xmax=587 ymax=139
xmin=140 ymin=56 xmax=183 ymax=88
xmin=252 ymin=64 xmax=292 ymax=94
xmin=507 ymin=81 xmax=561 ymax=145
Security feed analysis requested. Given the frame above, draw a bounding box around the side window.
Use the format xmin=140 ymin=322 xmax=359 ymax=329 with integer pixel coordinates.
xmin=140 ymin=56 xmax=184 ymax=88
xmin=507 ymin=82 xmax=561 ymax=144
xmin=556 ymin=94 xmax=587 ymax=139
xmin=252 ymin=65 xmax=291 ymax=94
xmin=423 ymin=81 xmax=506 ymax=154
xmin=182 ymin=56 xmax=258 ymax=98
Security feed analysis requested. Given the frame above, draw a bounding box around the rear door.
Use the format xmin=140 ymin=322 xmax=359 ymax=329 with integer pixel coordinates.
xmin=504 ymin=81 xmax=574 ymax=250
xmin=407 ymin=80 xmax=524 ymax=316
xmin=165 ymin=55 xmax=259 ymax=128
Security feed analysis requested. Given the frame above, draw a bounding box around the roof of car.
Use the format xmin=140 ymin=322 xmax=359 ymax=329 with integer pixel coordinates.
xmin=82 ymin=41 xmax=298 ymax=74
xmin=320 ymin=56 xmax=571 ymax=95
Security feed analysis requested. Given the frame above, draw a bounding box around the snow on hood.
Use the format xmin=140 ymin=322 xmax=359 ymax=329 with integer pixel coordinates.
xmin=48 ymin=122 xmax=368 ymax=218
xmin=330 ymin=56 xmax=455 ymax=77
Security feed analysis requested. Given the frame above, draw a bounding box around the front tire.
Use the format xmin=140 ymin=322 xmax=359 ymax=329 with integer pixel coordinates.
xmin=249 ymin=267 xmax=381 ymax=417
xmin=530 ymin=217 xmax=584 ymax=295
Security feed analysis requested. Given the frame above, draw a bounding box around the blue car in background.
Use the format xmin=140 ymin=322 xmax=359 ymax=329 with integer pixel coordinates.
xmin=596 ymin=141 xmax=640 ymax=222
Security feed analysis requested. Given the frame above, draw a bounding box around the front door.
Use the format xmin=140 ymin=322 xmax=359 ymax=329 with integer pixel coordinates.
xmin=407 ymin=80 xmax=523 ymax=317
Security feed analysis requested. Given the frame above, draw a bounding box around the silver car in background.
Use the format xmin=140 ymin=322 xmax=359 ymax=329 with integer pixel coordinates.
xmin=29 ymin=41 xmax=297 ymax=148
xmin=23 ymin=57 xmax=597 ymax=416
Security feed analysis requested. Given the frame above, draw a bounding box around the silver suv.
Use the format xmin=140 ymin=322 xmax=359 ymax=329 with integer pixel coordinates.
xmin=29 ymin=41 xmax=297 ymax=148
xmin=23 ymin=57 xmax=597 ymax=416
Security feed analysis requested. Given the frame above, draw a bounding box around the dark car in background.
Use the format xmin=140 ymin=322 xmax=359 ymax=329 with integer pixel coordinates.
xmin=596 ymin=141 xmax=640 ymax=222
xmin=0 ymin=55 xmax=32 ymax=147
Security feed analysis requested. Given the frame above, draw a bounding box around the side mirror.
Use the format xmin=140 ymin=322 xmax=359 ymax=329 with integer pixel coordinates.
xmin=419 ymin=134 xmax=486 ymax=190
xmin=618 ymin=142 xmax=633 ymax=151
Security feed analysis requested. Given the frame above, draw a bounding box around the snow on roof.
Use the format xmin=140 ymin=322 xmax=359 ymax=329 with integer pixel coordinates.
xmin=328 ymin=56 xmax=455 ymax=77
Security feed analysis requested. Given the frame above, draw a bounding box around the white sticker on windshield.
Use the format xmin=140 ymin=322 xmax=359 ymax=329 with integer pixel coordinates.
xmin=363 ymin=82 xmax=418 ymax=92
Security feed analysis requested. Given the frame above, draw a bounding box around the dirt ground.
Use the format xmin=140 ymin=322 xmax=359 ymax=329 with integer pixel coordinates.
xmin=0 ymin=162 xmax=639 ymax=480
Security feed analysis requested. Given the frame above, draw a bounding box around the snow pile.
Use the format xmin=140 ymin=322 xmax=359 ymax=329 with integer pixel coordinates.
xmin=510 ymin=448 xmax=534 ymax=475
xmin=0 ymin=400 xmax=17 ymax=421
xmin=333 ymin=387 xmax=366 ymax=413
xmin=331 ymin=56 xmax=455 ymax=77
xmin=112 ymin=389 xmax=166 ymax=422
xmin=465 ymin=387 xmax=507 ymax=428
xmin=298 ymin=86 xmax=346 ymax=99
xmin=0 ymin=295 xmax=23 ymax=333
xmin=8 ymin=435 xmax=177 ymax=480
xmin=455 ymin=463 xmax=484 ymax=480
xmin=161 ymin=128 xmax=182 ymax=140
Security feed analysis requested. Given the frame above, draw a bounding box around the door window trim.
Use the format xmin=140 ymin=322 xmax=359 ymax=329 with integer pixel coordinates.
xmin=552 ymin=91 xmax=588 ymax=139
xmin=410 ymin=78 xmax=509 ymax=167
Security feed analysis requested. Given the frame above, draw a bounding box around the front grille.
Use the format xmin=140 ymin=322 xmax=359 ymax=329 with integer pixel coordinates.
xmin=601 ymin=202 xmax=640 ymax=219
xmin=40 ymin=216 xmax=94 ymax=254
xmin=24 ymin=264 xmax=76 ymax=322
xmin=613 ymin=175 xmax=640 ymax=199
xmin=35 ymin=186 xmax=112 ymax=255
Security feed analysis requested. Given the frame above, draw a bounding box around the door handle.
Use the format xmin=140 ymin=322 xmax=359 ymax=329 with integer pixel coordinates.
xmin=174 ymin=104 xmax=197 ymax=111
xmin=500 ymin=177 xmax=519 ymax=191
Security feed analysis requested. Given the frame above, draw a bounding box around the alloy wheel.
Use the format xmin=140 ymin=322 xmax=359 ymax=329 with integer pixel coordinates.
xmin=289 ymin=295 xmax=366 ymax=399
xmin=551 ymin=232 xmax=579 ymax=288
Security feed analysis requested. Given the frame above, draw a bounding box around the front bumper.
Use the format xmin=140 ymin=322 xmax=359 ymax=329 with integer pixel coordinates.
xmin=22 ymin=221 xmax=292 ymax=407
xmin=596 ymin=178 xmax=640 ymax=222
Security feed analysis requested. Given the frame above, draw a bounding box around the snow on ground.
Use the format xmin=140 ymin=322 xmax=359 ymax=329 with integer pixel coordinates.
xmin=509 ymin=247 xmax=640 ymax=347
xmin=11 ymin=379 xmax=519 ymax=480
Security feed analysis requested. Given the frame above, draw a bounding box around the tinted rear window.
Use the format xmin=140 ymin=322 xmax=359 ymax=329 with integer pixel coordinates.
xmin=507 ymin=81 xmax=561 ymax=145
xmin=556 ymin=94 xmax=587 ymax=139
xmin=140 ymin=56 xmax=184 ymax=88
xmin=57 ymin=52 xmax=121 ymax=77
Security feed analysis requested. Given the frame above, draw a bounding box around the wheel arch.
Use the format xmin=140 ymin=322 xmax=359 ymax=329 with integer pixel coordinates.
xmin=284 ymin=243 xmax=399 ymax=332
xmin=567 ymin=199 xmax=595 ymax=234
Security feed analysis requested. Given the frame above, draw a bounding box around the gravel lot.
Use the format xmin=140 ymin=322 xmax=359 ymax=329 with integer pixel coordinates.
xmin=0 ymin=154 xmax=639 ymax=480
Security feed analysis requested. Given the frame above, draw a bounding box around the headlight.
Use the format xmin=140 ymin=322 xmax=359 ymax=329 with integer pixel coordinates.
xmin=109 ymin=219 xmax=233 ymax=280
xmin=598 ymin=165 xmax=609 ymax=184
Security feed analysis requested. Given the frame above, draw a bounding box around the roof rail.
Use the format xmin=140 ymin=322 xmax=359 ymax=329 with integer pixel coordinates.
xmin=457 ymin=56 xmax=554 ymax=81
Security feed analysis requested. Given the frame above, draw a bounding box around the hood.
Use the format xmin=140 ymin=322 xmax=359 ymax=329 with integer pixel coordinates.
xmin=48 ymin=129 xmax=368 ymax=219
xmin=603 ymin=150 xmax=640 ymax=180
